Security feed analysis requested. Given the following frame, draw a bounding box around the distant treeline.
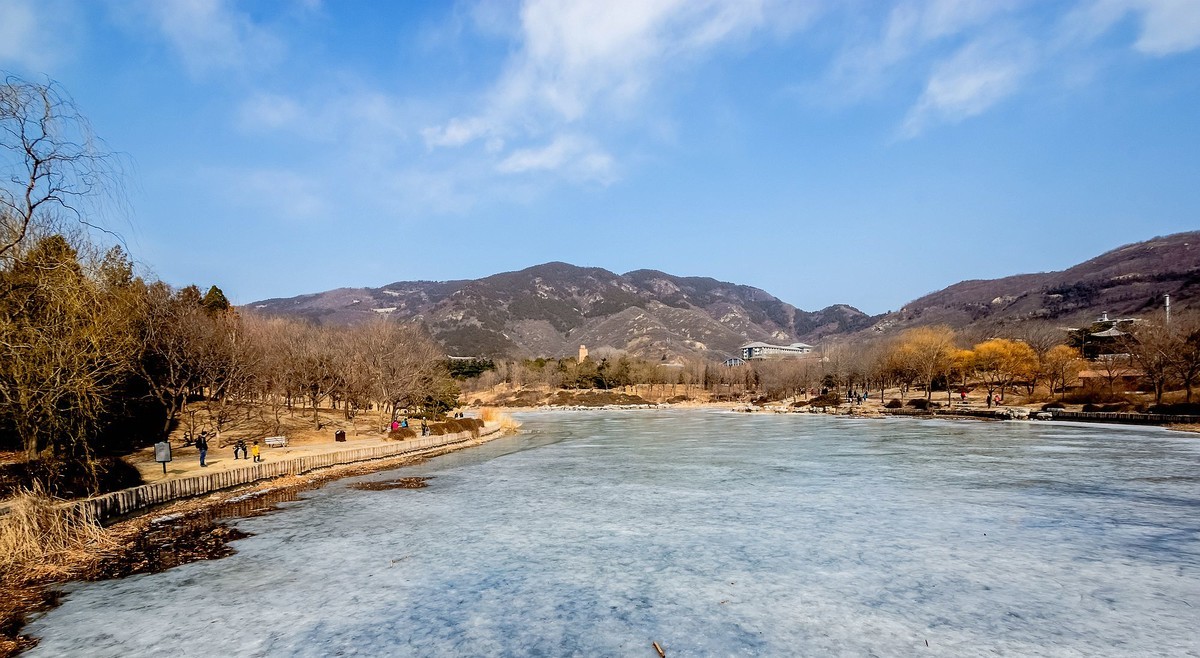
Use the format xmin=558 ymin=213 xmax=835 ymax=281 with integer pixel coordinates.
xmin=463 ymin=317 xmax=1200 ymax=407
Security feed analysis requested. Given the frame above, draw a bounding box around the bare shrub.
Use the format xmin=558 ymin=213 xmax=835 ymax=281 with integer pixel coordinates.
xmin=387 ymin=428 xmax=417 ymax=440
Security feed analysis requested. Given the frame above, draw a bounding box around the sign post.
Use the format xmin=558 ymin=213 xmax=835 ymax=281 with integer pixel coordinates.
xmin=154 ymin=441 xmax=172 ymax=474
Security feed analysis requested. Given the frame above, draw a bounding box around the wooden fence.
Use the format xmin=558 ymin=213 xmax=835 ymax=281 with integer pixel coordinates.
xmin=67 ymin=424 xmax=500 ymax=523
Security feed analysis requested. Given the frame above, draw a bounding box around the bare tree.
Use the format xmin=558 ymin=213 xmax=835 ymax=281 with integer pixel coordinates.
xmin=1124 ymin=314 xmax=1175 ymax=405
xmin=349 ymin=318 xmax=447 ymax=431
xmin=135 ymin=283 xmax=211 ymax=439
xmin=194 ymin=309 xmax=258 ymax=439
xmin=1170 ymin=311 xmax=1200 ymax=403
xmin=292 ymin=323 xmax=344 ymax=429
xmin=1 ymin=75 xmax=119 ymax=260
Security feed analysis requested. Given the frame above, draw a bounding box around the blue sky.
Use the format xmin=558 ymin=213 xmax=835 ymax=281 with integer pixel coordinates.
xmin=2 ymin=0 xmax=1198 ymax=315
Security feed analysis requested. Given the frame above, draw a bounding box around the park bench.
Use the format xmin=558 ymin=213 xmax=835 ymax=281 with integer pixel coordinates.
xmin=263 ymin=436 xmax=288 ymax=448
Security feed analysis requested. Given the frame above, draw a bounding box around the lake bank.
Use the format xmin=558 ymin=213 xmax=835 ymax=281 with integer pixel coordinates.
xmin=0 ymin=423 xmax=517 ymax=657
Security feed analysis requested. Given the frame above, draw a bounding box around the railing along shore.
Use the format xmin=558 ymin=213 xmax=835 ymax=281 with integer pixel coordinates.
xmin=63 ymin=424 xmax=500 ymax=523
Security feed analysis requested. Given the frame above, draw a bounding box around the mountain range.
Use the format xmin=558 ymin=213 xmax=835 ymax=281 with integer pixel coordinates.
xmin=249 ymin=231 xmax=1200 ymax=359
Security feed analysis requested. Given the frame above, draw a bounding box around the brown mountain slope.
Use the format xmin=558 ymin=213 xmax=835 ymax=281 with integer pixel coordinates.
xmin=249 ymin=231 xmax=1200 ymax=357
xmin=249 ymin=263 xmax=873 ymax=359
xmin=868 ymin=231 xmax=1200 ymax=336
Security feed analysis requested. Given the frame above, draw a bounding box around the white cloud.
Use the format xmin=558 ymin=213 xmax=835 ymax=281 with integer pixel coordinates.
xmin=1064 ymin=0 xmax=1200 ymax=56
xmin=238 ymin=93 xmax=304 ymax=131
xmin=236 ymin=88 xmax=412 ymax=145
xmin=0 ymin=0 xmax=80 ymax=71
xmin=901 ymin=37 xmax=1034 ymax=137
xmin=422 ymin=116 xmax=492 ymax=148
xmin=423 ymin=0 xmax=809 ymax=159
xmin=140 ymin=0 xmax=284 ymax=75
xmin=1126 ymin=0 xmax=1200 ymax=54
xmin=496 ymin=134 xmax=615 ymax=182
xmin=827 ymin=0 xmax=1024 ymax=103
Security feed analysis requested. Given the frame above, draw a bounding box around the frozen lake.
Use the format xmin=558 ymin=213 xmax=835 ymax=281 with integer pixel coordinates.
xmin=26 ymin=411 xmax=1200 ymax=656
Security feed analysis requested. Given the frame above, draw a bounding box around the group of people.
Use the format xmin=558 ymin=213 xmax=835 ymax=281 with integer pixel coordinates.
xmin=190 ymin=431 xmax=261 ymax=467
xmin=388 ymin=416 xmax=431 ymax=436
xmin=232 ymin=439 xmax=262 ymax=462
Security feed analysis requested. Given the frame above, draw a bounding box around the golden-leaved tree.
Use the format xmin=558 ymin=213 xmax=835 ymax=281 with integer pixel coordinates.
xmin=894 ymin=326 xmax=957 ymax=400
xmin=969 ymin=338 xmax=1038 ymax=404
xmin=1041 ymin=344 xmax=1083 ymax=400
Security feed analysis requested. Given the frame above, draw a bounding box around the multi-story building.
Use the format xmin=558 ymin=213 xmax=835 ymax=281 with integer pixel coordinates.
xmin=739 ymin=341 xmax=815 ymax=361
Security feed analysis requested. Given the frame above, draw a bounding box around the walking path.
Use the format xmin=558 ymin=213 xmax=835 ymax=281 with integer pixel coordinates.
xmin=75 ymin=423 xmax=503 ymax=523
xmin=128 ymin=433 xmax=399 ymax=483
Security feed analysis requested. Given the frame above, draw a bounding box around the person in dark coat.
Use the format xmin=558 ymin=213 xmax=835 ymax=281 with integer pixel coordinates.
xmin=196 ymin=433 xmax=209 ymax=467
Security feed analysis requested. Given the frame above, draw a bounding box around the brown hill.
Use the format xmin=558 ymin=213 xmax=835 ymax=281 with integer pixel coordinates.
xmin=249 ymin=231 xmax=1200 ymax=357
xmin=248 ymin=263 xmax=872 ymax=359
xmin=867 ymin=231 xmax=1200 ymax=336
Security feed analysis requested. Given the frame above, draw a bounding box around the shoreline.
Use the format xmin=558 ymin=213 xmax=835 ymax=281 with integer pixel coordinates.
xmin=493 ymin=400 xmax=1200 ymax=434
xmin=0 ymin=425 xmax=518 ymax=657
xmin=4 ymin=406 xmax=1195 ymax=654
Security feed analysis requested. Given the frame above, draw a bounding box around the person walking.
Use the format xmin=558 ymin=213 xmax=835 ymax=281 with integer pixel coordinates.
xmin=196 ymin=433 xmax=209 ymax=467
xmin=251 ymin=440 xmax=261 ymax=463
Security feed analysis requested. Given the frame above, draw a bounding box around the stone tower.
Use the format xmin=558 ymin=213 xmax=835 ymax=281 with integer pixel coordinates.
xmin=578 ymin=344 xmax=588 ymax=362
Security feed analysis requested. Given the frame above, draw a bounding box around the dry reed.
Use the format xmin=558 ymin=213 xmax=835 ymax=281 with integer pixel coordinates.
xmin=0 ymin=485 xmax=115 ymax=584
xmin=479 ymin=408 xmax=521 ymax=431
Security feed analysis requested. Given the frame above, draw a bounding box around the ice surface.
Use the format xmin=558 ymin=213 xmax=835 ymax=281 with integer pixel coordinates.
xmin=25 ymin=411 xmax=1200 ymax=656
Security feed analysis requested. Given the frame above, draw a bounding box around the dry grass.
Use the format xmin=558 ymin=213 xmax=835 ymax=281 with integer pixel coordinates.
xmin=0 ymin=486 xmax=115 ymax=585
xmin=479 ymin=407 xmax=521 ymax=431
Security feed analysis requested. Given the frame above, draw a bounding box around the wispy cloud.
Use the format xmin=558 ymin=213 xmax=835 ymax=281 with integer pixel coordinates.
xmin=236 ymin=88 xmax=412 ymax=144
xmin=137 ymin=0 xmax=285 ymax=76
xmin=216 ymin=167 xmax=330 ymax=223
xmin=901 ymin=36 xmax=1034 ymax=137
xmin=0 ymin=0 xmax=82 ymax=72
xmin=827 ymin=0 xmax=1024 ymax=103
xmin=1065 ymin=0 xmax=1200 ymax=55
xmin=423 ymin=0 xmax=814 ymax=179
xmin=496 ymin=134 xmax=615 ymax=182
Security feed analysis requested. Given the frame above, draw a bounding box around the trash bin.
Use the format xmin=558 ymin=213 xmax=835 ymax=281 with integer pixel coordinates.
xmin=335 ymin=430 xmax=346 ymax=442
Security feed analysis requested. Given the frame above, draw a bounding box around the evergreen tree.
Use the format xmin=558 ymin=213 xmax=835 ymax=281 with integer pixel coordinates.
xmin=201 ymin=285 xmax=231 ymax=314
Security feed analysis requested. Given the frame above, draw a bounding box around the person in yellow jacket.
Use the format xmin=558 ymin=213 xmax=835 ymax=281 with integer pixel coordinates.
xmin=251 ymin=440 xmax=261 ymax=463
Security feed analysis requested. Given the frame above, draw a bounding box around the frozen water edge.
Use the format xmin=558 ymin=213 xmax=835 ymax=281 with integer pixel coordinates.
xmin=25 ymin=410 xmax=1200 ymax=657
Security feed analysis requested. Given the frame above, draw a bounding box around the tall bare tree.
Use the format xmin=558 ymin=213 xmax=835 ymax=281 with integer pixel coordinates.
xmin=1 ymin=75 xmax=119 ymax=260
xmin=1124 ymin=314 xmax=1175 ymax=405
xmin=134 ymin=283 xmax=210 ymax=438
xmin=1169 ymin=311 xmax=1200 ymax=403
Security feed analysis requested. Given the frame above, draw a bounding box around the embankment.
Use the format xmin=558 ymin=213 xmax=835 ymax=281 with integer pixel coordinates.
xmin=72 ymin=422 xmax=502 ymax=524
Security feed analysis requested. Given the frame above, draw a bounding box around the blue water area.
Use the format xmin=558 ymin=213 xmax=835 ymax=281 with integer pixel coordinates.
xmin=25 ymin=411 xmax=1200 ymax=656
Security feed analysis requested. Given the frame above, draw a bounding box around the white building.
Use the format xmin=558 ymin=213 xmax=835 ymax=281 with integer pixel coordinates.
xmin=740 ymin=341 xmax=815 ymax=360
